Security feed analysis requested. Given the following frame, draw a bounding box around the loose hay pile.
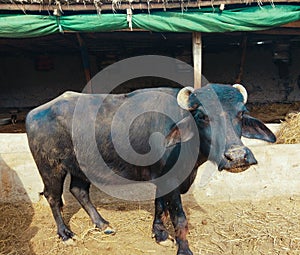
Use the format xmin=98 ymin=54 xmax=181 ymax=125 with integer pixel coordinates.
xmin=0 ymin=203 xmax=34 ymax=255
xmin=248 ymin=102 xmax=300 ymax=123
xmin=276 ymin=112 xmax=300 ymax=144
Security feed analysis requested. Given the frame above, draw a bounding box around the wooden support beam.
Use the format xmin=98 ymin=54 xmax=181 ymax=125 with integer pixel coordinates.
xmin=281 ymin=20 xmax=300 ymax=28
xmin=76 ymin=33 xmax=92 ymax=93
xmin=236 ymin=35 xmax=247 ymax=84
xmin=0 ymin=2 xmax=190 ymax=11
xmin=192 ymin=32 xmax=202 ymax=89
xmin=254 ymin=28 xmax=300 ymax=35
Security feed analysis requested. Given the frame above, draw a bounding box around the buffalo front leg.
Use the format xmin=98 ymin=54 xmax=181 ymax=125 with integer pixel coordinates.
xmin=166 ymin=190 xmax=193 ymax=255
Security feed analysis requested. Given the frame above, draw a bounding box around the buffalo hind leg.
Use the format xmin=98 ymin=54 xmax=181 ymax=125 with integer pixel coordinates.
xmin=166 ymin=190 xmax=192 ymax=255
xmin=42 ymin=170 xmax=74 ymax=241
xmin=69 ymin=175 xmax=109 ymax=230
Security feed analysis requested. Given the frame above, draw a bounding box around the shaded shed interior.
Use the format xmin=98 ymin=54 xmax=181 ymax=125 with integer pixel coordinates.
xmin=1 ymin=28 xmax=300 ymax=130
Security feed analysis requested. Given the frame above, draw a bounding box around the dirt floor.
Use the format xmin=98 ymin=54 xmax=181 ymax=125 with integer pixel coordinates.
xmin=1 ymin=193 xmax=300 ymax=255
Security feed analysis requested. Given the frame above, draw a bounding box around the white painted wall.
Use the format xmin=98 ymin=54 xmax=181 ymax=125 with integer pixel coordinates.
xmin=0 ymin=125 xmax=299 ymax=204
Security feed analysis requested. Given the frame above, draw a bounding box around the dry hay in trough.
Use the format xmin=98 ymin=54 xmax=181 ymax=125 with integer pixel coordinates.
xmin=2 ymin=192 xmax=300 ymax=255
xmin=276 ymin=112 xmax=300 ymax=144
xmin=247 ymin=102 xmax=300 ymax=123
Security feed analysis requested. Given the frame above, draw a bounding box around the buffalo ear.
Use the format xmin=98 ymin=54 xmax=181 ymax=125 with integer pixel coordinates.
xmin=165 ymin=117 xmax=195 ymax=147
xmin=242 ymin=115 xmax=276 ymax=143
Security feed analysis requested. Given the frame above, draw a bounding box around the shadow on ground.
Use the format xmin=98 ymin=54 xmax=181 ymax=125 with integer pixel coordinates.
xmin=0 ymin=155 xmax=37 ymax=255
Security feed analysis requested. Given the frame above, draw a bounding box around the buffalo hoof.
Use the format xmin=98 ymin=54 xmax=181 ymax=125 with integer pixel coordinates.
xmin=152 ymin=223 xmax=169 ymax=243
xmin=177 ymin=248 xmax=193 ymax=255
xmin=63 ymin=238 xmax=76 ymax=246
xmin=95 ymin=220 xmax=110 ymax=231
xmin=58 ymin=227 xmax=75 ymax=242
xmin=93 ymin=224 xmax=116 ymax=235
xmin=177 ymin=240 xmax=193 ymax=255
xmin=158 ymin=235 xmax=176 ymax=247
xmin=103 ymin=226 xmax=116 ymax=235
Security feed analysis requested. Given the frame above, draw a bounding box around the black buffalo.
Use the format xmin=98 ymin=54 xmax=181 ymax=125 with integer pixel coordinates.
xmin=26 ymin=84 xmax=276 ymax=255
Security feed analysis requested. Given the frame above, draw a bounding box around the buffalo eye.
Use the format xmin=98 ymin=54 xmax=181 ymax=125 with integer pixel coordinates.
xmin=202 ymin=115 xmax=209 ymax=123
xmin=237 ymin=110 xmax=246 ymax=120
xmin=194 ymin=111 xmax=209 ymax=124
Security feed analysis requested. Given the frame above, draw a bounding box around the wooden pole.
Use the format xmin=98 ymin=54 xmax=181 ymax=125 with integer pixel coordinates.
xmin=236 ymin=35 xmax=248 ymax=84
xmin=76 ymin=33 xmax=92 ymax=93
xmin=192 ymin=32 xmax=202 ymax=89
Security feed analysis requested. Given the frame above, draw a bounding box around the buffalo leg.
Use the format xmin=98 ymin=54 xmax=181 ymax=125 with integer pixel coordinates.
xmin=69 ymin=175 xmax=109 ymax=230
xmin=166 ymin=190 xmax=192 ymax=255
xmin=42 ymin=170 xmax=74 ymax=241
xmin=152 ymin=196 xmax=169 ymax=243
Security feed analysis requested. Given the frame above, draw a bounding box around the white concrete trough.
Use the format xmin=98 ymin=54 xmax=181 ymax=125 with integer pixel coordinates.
xmin=0 ymin=133 xmax=43 ymax=203
xmin=193 ymin=143 xmax=300 ymax=202
xmin=192 ymin=124 xmax=300 ymax=202
xmin=0 ymin=124 xmax=300 ymax=203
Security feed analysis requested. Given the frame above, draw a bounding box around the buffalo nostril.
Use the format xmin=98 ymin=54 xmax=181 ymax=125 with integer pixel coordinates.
xmin=224 ymin=147 xmax=246 ymax=161
xmin=224 ymin=151 xmax=234 ymax=161
xmin=222 ymin=146 xmax=258 ymax=171
xmin=225 ymin=149 xmax=247 ymax=161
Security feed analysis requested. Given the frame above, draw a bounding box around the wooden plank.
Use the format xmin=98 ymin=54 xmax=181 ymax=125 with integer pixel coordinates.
xmin=0 ymin=2 xmax=185 ymax=11
xmin=76 ymin=33 xmax=92 ymax=92
xmin=192 ymin=32 xmax=202 ymax=89
xmin=254 ymin=28 xmax=300 ymax=35
xmin=236 ymin=35 xmax=247 ymax=84
xmin=281 ymin=20 xmax=300 ymax=28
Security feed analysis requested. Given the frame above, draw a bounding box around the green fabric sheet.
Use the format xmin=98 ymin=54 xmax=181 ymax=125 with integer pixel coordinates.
xmin=132 ymin=5 xmax=300 ymax=32
xmin=0 ymin=5 xmax=299 ymax=38
xmin=0 ymin=14 xmax=59 ymax=38
xmin=60 ymin=14 xmax=128 ymax=32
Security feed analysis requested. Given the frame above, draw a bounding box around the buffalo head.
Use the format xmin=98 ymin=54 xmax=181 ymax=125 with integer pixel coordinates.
xmin=166 ymin=84 xmax=276 ymax=173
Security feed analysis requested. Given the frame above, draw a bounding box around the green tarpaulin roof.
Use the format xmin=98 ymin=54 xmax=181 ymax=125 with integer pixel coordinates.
xmin=1 ymin=4 xmax=300 ymax=38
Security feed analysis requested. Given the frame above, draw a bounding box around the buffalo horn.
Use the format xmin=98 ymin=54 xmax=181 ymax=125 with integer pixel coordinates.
xmin=233 ymin=84 xmax=248 ymax=104
xmin=177 ymin=86 xmax=195 ymax=110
